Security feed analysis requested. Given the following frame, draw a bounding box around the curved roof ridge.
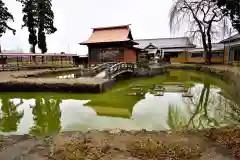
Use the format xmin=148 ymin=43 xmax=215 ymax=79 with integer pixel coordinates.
xmin=135 ymin=37 xmax=189 ymax=41
xmin=92 ymin=24 xmax=131 ymax=30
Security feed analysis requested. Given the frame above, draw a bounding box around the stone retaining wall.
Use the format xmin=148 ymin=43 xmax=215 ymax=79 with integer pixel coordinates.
xmin=0 ymin=81 xmax=100 ymax=93
xmin=0 ymin=67 xmax=115 ymax=93
xmin=165 ymin=65 xmax=233 ymax=82
xmin=0 ymin=79 xmax=115 ymax=93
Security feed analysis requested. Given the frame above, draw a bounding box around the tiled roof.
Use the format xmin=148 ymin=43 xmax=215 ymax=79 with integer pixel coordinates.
xmin=220 ymin=34 xmax=240 ymax=43
xmin=134 ymin=37 xmax=196 ymax=49
xmin=80 ymin=24 xmax=136 ymax=44
xmin=190 ymin=43 xmax=224 ymax=53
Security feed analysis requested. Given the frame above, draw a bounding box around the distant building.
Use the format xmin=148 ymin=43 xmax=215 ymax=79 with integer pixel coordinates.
xmin=220 ymin=34 xmax=240 ymax=64
xmin=80 ymin=24 xmax=240 ymax=64
xmin=135 ymin=37 xmax=195 ymax=63
xmin=188 ymin=43 xmax=225 ymax=64
xmin=80 ymin=24 xmax=141 ymax=64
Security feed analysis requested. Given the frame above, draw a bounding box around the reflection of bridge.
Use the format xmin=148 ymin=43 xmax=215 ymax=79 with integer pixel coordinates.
xmin=94 ymin=62 xmax=135 ymax=79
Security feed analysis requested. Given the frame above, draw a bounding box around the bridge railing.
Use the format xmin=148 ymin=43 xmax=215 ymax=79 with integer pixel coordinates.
xmin=91 ymin=62 xmax=116 ymax=75
xmin=105 ymin=62 xmax=135 ymax=79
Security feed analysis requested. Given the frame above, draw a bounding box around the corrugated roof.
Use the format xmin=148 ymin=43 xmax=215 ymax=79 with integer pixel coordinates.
xmin=80 ymin=24 xmax=137 ymax=45
xmin=135 ymin=37 xmax=196 ymax=49
xmin=221 ymin=34 xmax=240 ymax=43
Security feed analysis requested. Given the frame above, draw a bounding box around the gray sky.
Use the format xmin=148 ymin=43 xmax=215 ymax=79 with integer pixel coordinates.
xmin=2 ymin=0 xmax=175 ymax=55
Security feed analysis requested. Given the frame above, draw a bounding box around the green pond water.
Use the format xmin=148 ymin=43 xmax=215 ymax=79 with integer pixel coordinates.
xmin=0 ymin=70 xmax=238 ymax=136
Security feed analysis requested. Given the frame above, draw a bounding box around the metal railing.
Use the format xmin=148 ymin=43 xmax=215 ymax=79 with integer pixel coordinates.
xmin=105 ymin=62 xmax=135 ymax=79
xmin=91 ymin=62 xmax=116 ymax=75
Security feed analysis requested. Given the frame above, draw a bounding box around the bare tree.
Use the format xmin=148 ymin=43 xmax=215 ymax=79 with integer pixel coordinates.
xmin=169 ymin=0 xmax=230 ymax=64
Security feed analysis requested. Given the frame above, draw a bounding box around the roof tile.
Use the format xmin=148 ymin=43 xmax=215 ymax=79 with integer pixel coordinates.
xmin=135 ymin=37 xmax=196 ymax=49
xmin=80 ymin=25 xmax=133 ymax=44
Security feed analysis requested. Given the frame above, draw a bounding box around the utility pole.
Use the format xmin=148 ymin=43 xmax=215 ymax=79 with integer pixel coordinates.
xmin=67 ymin=44 xmax=70 ymax=53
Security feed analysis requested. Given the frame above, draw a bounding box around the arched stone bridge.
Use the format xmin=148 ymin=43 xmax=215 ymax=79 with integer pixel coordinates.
xmin=95 ymin=62 xmax=136 ymax=79
xmin=91 ymin=62 xmax=116 ymax=76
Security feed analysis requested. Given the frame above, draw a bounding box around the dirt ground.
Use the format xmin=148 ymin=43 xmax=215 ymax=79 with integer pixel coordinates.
xmin=0 ymin=127 xmax=239 ymax=160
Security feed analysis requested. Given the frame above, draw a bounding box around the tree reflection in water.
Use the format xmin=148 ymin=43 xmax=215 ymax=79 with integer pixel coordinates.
xmin=185 ymin=82 xmax=220 ymax=129
xmin=30 ymin=98 xmax=61 ymax=136
xmin=0 ymin=98 xmax=24 ymax=132
xmin=167 ymin=104 xmax=189 ymax=130
xmin=168 ymin=82 xmax=240 ymax=130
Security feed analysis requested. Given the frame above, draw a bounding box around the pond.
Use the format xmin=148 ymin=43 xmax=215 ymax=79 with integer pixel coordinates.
xmin=0 ymin=70 xmax=238 ymax=136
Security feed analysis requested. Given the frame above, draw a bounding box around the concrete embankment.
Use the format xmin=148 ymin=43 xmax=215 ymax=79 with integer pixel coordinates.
xmin=0 ymin=68 xmax=115 ymax=93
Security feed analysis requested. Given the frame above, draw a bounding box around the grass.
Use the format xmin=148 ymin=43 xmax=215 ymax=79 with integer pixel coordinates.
xmin=128 ymin=136 xmax=202 ymax=159
xmin=52 ymin=127 xmax=240 ymax=159
xmin=52 ymin=130 xmax=209 ymax=160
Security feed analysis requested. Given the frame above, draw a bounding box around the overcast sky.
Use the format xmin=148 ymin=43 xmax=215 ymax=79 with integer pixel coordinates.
xmin=2 ymin=0 xmax=176 ymax=55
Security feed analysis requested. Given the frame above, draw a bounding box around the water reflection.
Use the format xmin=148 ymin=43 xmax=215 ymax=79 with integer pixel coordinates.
xmin=0 ymin=98 xmax=24 ymax=133
xmin=29 ymin=98 xmax=61 ymax=135
xmin=0 ymin=70 xmax=239 ymax=135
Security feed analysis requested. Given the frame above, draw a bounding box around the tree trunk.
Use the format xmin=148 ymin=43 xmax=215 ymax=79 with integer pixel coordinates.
xmin=206 ymin=25 xmax=213 ymax=65
xmin=32 ymin=44 xmax=37 ymax=64
xmin=200 ymin=32 xmax=210 ymax=64
xmin=206 ymin=51 xmax=212 ymax=64
xmin=41 ymin=52 xmax=44 ymax=64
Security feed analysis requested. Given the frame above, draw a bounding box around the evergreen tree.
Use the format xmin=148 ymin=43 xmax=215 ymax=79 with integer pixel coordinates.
xmin=0 ymin=0 xmax=15 ymax=36
xmin=17 ymin=0 xmax=38 ymax=53
xmin=37 ymin=0 xmax=56 ymax=54
xmin=18 ymin=0 xmax=57 ymax=54
xmin=0 ymin=0 xmax=15 ymax=51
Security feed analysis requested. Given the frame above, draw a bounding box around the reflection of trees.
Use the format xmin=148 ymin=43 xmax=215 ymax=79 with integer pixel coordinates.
xmin=226 ymin=103 xmax=240 ymax=124
xmin=0 ymin=98 xmax=24 ymax=132
xmin=182 ymin=83 xmax=220 ymax=129
xmin=30 ymin=98 xmax=61 ymax=136
xmin=168 ymin=82 xmax=240 ymax=130
xmin=167 ymin=104 xmax=189 ymax=130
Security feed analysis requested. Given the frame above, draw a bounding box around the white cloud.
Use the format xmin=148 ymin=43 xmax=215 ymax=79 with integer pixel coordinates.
xmin=1 ymin=0 xmax=174 ymax=55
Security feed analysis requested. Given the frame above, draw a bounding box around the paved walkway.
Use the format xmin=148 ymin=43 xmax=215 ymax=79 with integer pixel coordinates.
xmin=95 ymin=70 xmax=106 ymax=78
xmin=0 ymin=68 xmax=77 ymax=80
xmin=0 ymin=68 xmax=108 ymax=84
